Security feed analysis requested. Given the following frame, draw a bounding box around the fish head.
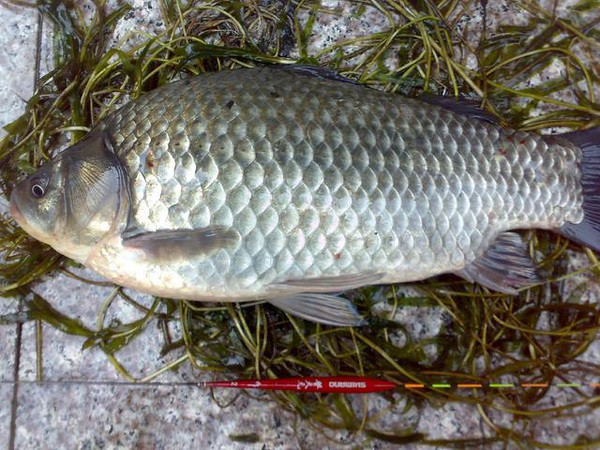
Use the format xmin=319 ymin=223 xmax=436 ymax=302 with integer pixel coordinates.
xmin=9 ymin=130 xmax=130 ymax=263
xmin=10 ymin=158 xmax=64 ymax=247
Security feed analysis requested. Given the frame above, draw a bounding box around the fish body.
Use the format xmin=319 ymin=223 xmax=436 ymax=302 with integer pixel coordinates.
xmin=9 ymin=66 xmax=600 ymax=325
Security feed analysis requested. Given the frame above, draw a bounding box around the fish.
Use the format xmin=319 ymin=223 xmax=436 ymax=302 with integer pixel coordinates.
xmin=8 ymin=66 xmax=600 ymax=326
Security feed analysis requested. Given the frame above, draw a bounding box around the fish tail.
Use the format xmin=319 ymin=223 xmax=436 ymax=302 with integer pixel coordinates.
xmin=558 ymin=127 xmax=600 ymax=252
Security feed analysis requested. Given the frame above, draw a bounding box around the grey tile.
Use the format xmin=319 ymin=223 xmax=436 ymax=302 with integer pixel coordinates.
xmin=18 ymin=270 xmax=123 ymax=382
xmin=14 ymin=382 xmax=302 ymax=449
xmin=0 ymin=4 xmax=38 ymax=136
xmin=110 ymin=0 xmax=165 ymax=51
xmin=0 ymin=325 xmax=17 ymax=381
xmin=295 ymin=1 xmax=389 ymax=61
xmin=19 ymin=268 xmax=190 ymax=382
xmin=0 ymin=1 xmax=38 ymax=388
xmin=38 ymin=16 xmax=53 ymax=81
xmin=0 ymin=383 xmax=14 ymax=449
xmin=18 ymin=316 xmax=193 ymax=383
xmin=0 ymin=297 xmax=19 ymax=381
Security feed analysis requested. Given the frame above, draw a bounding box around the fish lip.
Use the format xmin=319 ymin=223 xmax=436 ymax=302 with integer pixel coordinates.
xmin=9 ymin=187 xmax=49 ymax=247
xmin=9 ymin=190 xmax=23 ymax=224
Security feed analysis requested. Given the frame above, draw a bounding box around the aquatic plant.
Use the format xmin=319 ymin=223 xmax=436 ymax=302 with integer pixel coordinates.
xmin=0 ymin=0 xmax=599 ymax=446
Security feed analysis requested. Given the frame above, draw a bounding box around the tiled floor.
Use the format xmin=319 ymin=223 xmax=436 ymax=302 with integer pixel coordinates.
xmin=13 ymin=382 xmax=295 ymax=448
xmin=1 ymin=2 xmax=599 ymax=449
xmin=0 ymin=384 xmax=13 ymax=449
xmin=0 ymin=6 xmax=39 ymax=141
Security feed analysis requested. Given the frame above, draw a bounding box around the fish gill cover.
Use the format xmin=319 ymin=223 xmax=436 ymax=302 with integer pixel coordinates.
xmin=0 ymin=0 xmax=599 ymax=447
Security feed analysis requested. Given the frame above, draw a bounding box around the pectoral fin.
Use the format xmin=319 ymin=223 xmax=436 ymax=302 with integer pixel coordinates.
xmin=122 ymin=226 xmax=238 ymax=260
xmin=456 ymin=232 xmax=539 ymax=294
xmin=269 ymin=294 xmax=366 ymax=327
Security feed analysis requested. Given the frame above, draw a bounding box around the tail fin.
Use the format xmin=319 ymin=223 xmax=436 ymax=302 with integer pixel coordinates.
xmin=558 ymin=127 xmax=600 ymax=252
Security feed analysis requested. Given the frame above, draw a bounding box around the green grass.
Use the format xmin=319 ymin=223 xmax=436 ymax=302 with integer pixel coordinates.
xmin=1 ymin=0 xmax=599 ymax=447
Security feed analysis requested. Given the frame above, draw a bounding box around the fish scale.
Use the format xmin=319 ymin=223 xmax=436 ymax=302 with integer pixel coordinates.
xmin=92 ymin=67 xmax=582 ymax=297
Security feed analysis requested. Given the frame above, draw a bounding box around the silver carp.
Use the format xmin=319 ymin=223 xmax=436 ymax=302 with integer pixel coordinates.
xmin=9 ymin=66 xmax=600 ymax=325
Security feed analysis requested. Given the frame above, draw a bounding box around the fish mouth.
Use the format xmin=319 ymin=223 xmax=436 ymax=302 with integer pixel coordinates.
xmin=9 ymin=191 xmax=23 ymax=225
xmin=9 ymin=188 xmax=47 ymax=246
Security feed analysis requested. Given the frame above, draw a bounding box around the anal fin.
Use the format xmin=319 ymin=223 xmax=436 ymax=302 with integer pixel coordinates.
xmin=456 ymin=232 xmax=539 ymax=294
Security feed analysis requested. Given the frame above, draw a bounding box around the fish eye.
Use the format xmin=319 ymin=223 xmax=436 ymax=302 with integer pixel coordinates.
xmin=29 ymin=175 xmax=48 ymax=198
xmin=31 ymin=184 xmax=45 ymax=198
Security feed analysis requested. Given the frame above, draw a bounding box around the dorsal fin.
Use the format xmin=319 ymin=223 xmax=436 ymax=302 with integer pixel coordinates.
xmin=417 ymin=94 xmax=499 ymax=124
xmin=275 ymin=64 xmax=362 ymax=86
xmin=275 ymin=65 xmax=500 ymax=125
